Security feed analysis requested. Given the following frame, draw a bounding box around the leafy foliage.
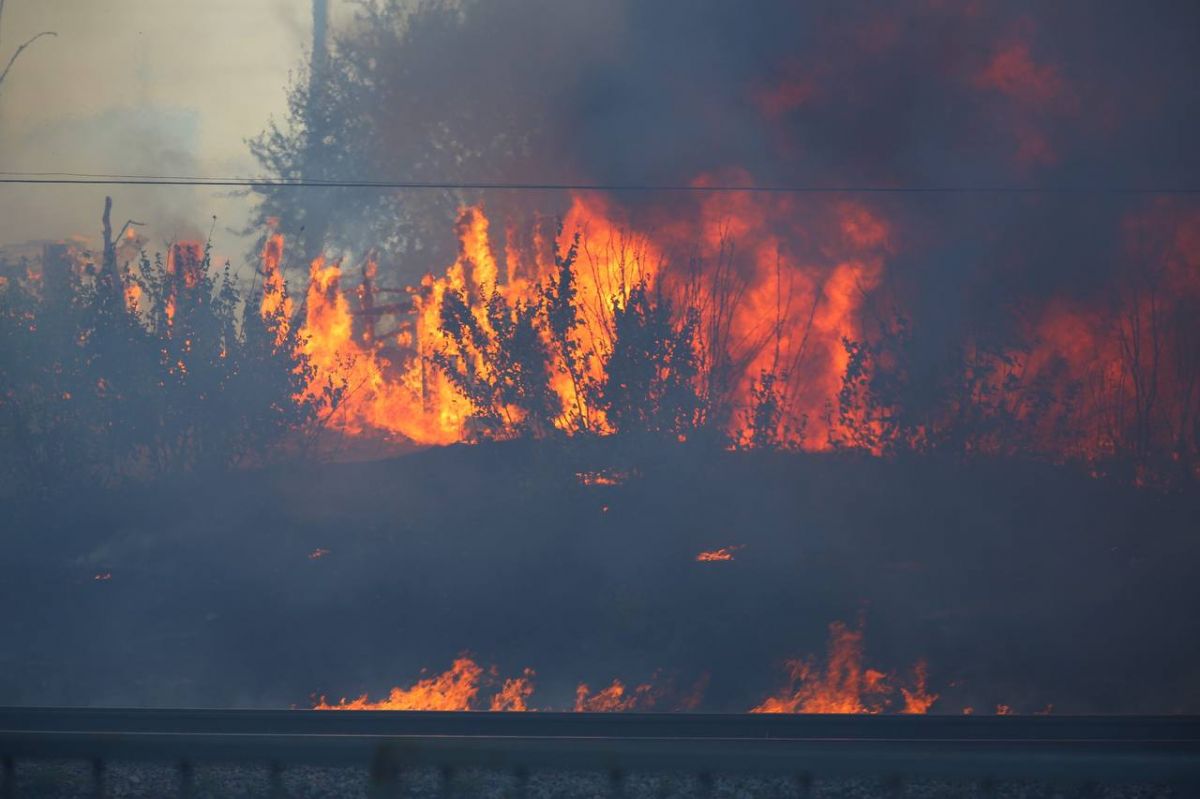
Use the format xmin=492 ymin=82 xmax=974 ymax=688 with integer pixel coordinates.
xmin=0 ymin=229 xmax=317 ymax=496
xmin=600 ymin=282 xmax=701 ymax=438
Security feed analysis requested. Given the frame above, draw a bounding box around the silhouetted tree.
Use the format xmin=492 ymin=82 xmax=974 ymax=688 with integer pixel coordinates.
xmin=600 ymin=281 xmax=701 ymax=438
xmin=435 ymin=286 xmax=561 ymax=439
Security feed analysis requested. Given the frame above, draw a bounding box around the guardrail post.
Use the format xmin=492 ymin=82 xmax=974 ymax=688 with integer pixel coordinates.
xmin=177 ymin=760 xmax=194 ymax=799
xmin=977 ymin=777 xmax=996 ymax=798
xmin=793 ymin=771 xmax=812 ymax=798
xmin=697 ymin=771 xmax=714 ymax=799
xmin=369 ymin=745 xmax=405 ymax=799
xmin=2 ymin=756 xmax=14 ymax=799
xmin=269 ymin=761 xmax=286 ymax=799
xmin=608 ymin=767 xmax=626 ymax=799
xmin=512 ymin=766 xmax=530 ymax=799
xmin=91 ymin=758 xmax=106 ymax=799
xmin=441 ymin=764 xmax=457 ymax=799
xmin=882 ymin=774 xmax=902 ymax=799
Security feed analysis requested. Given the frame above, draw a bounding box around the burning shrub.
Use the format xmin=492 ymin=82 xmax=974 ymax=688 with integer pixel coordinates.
xmin=0 ymin=201 xmax=319 ymax=494
xmin=600 ymin=281 xmax=702 ymax=439
xmin=435 ymin=285 xmax=561 ymax=439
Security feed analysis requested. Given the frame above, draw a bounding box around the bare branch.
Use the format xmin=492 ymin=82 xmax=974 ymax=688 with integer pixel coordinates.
xmin=0 ymin=0 xmax=7 ymax=49
xmin=117 ymin=220 xmax=146 ymax=242
xmin=0 ymin=30 xmax=57 ymax=91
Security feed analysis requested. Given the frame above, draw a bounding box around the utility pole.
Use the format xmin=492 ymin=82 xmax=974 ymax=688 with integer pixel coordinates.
xmin=301 ymin=0 xmax=330 ymax=262
xmin=311 ymin=0 xmax=328 ymax=82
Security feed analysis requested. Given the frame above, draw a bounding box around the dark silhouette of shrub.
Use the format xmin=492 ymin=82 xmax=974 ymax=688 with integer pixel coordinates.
xmin=0 ymin=202 xmax=318 ymax=495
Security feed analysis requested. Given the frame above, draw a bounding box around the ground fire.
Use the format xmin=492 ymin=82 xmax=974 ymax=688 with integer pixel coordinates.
xmin=696 ymin=546 xmax=742 ymax=562
xmin=750 ymin=622 xmax=937 ymax=715
xmin=312 ymin=620 xmax=943 ymax=714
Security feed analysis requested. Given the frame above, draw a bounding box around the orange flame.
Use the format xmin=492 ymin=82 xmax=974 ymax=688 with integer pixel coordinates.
xmin=272 ymin=186 xmax=894 ymax=450
xmin=313 ymin=626 xmax=941 ymax=714
xmin=314 ymin=657 xmax=484 ymax=711
xmin=576 ymin=469 xmax=631 ymax=486
xmin=490 ymin=669 xmax=536 ymax=711
xmin=123 ymin=280 xmax=141 ymax=314
xmin=751 ymin=621 xmax=934 ymax=714
xmin=259 ymin=233 xmax=292 ymax=345
xmin=696 ymin=546 xmax=742 ymax=562
xmin=574 ymin=679 xmax=658 ymax=712
xmin=900 ymin=660 xmax=938 ymax=714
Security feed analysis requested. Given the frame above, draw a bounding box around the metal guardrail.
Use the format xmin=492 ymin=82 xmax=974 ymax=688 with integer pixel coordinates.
xmin=1 ymin=709 xmax=1198 ymax=797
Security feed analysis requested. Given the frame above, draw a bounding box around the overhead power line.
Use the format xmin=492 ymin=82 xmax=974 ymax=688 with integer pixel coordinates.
xmin=0 ymin=171 xmax=1197 ymax=195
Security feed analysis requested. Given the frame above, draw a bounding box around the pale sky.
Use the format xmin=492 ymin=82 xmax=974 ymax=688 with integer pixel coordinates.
xmin=0 ymin=0 xmax=346 ymax=265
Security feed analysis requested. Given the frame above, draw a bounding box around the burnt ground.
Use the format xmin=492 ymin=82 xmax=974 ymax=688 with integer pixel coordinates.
xmin=1 ymin=439 xmax=1198 ymax=713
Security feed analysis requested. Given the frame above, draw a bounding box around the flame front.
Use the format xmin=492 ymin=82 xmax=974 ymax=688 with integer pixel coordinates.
xmin=314 ymin=657 xmax=484 ymax=711
xmin=313 ymin=621 xmax=943 ymax=714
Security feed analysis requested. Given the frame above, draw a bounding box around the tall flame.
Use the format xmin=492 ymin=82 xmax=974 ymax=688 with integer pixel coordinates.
xmin=750 ymin=621 xmax=935 ymax=714
xmin=269 ymin=189 xmax=894 ymax=449
xmin=489 ymin=669 xmax=536 ymax=711
xmin=259 ymin=233 xmax=291 ymax=345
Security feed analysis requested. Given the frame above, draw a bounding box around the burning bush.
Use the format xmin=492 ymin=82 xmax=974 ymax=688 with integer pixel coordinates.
xmin=0 ymin=200 xmax=319 ymax=494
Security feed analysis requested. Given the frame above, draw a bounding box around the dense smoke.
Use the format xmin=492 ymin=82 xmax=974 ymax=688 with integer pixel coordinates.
xmin=2 ymin=0 xmax=1200 ymax=715
xmin=255 ymin=0 xmax=1199 ymax=270
xmin=237 ymin=0 xmax=1200 ymax=479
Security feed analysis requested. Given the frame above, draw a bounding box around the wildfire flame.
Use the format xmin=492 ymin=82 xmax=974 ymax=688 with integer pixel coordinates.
xmin=900 ymin=660 xmax=938 ymax=714
xmin=239 ymin=190 xmax=1199 ymax=485
xmin=263 ymin=188 xmax=896 ymax=450
xmin=313 ymin=622 xmax=944 ymax=714
xmin=574 ymin=679 xmax=659 ymax=712
xmin=576 ymin=469 xmax=632 ymax=486
xmin=259 ymin=233 xmax=292 ymax=345
xmin=696 ymin=546 xmax=742 ymax=562
xmin=314 ymin=657 xmax=484 ymax=711
xmin=750 ymin=621 xmax=936 ymax=714
xmin=490 ymin=669 xmax=536 ymax=711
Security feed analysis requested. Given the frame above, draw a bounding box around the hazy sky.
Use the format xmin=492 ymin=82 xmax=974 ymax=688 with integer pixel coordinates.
xmin=0 ymin=0 xmax=346 ymax=263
